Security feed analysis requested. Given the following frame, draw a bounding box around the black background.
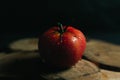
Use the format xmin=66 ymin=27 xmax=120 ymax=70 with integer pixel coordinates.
xmin=0 ymin=0 xmax=120 ymax=34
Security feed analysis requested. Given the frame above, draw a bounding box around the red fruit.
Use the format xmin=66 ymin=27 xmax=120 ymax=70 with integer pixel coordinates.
xmin=38 ymin=23 xmax=86 ymax=68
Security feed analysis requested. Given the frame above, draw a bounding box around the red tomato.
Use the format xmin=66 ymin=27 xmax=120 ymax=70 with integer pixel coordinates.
xmin=38 ymin=23 xmax=86 ymax=68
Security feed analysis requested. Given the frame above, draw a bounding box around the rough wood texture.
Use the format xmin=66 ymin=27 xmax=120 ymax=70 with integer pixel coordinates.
xmin=9 ymin=38 xmax=38 ymax=51
xmin=1 ymin=36 xmax=120 ymax=80
xmin=101 ymin=69 xmax=120 ymax=80
xmin=0 ymin=52 xmax=101 ymax=80
xmin=84 ymin=39 xmax=120 ymax=68
xmin=0 ymin=52 xmax=40 ymax=74
xmin=40 ymin=60 xmax=101 ymax=80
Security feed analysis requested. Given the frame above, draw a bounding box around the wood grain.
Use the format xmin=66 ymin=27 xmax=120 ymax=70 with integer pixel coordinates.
xmin=0 ymin=52 xmax=101 ymax=80
xmin=9 ymin=38 xmax=38 ymax=51
xmin=84 ymin=39 xmax=120 ymax=68
xmin=1 ymin=36 xmax=120 ymax=80
xmin=101 ymin=69 xmax=120 ymax=80
xmin=40 ymin=59 xmax=101 ymax=80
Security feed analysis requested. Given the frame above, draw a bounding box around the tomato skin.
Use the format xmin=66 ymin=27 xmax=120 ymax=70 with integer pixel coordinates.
xmin=38 ymin=26 xmax=86 ymax=68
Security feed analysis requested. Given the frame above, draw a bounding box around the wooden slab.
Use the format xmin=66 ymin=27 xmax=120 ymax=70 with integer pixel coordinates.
xmin=2 ymin=34 xmax=120 ymax=80
xmin=0 ymin=52 xmax=101 ymax=80
xmin=101 ymin=69 xmax=120 ymax=80
xmin=0 ymin=52 xmax=40 ymax=74
xmin=9 ymin=38 xmax=38 ymax=51
xmin=84 ymin=39 xmax=120 ymax=68
xmin=40 ymin=59 xmax=101 ymax=80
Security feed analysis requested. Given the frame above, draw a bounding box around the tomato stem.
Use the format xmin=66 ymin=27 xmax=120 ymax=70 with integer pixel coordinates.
xmin=58 ymin=22 xmax=64 ymax=43
xmin=58 ymin=22 xmax=64 ymax=34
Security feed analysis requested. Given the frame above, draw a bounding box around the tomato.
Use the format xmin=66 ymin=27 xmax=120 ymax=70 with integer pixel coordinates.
xmin=38 ymin=23 xmax=86 ymax=68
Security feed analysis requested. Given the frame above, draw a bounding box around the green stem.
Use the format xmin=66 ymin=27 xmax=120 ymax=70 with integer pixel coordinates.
xmin=58 ymin=22 xmax=64 ymax=34
xmin=58 ymin=22 xmax=64 ymax=43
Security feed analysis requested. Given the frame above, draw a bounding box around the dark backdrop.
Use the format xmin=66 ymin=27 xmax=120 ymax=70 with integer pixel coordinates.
xmin=0 ymin=0 xmax=120 ymax=34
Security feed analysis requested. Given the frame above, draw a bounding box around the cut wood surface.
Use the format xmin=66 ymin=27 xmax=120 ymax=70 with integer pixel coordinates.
xmin=9 ymin=38 xmax=38 ymax=51
xmin=40 ymin=59 xmax=101 ymax=80
xmin=84 ymin=39 xmax=120 ymax=68
xmin=101 ymin=69 xmax=120 ymax=80
xmin=0 ymin=35 xmax=120 ymax=80
xmin=1 ymin=51 xmax=120 ymax=80
xmin=0 ymin=52 xmax=101 ymax=80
